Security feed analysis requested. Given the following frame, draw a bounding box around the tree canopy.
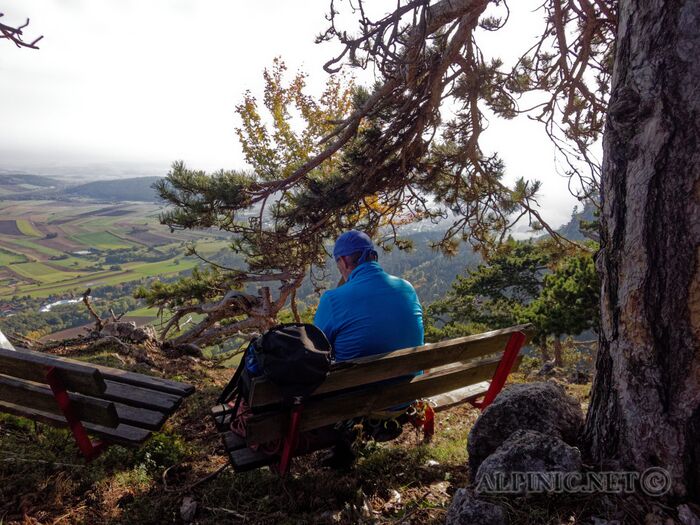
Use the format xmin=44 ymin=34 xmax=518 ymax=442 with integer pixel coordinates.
xmin=148 ymin=0 xmax=613 ymax=346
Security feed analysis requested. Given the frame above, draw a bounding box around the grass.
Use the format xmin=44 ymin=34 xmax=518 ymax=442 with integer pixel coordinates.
xmin=123 ymin=306 xmax=160 ymax=317
xmin=0 ymin=340 xmax=632 ymax=525
xmin=125 ymin=257 xmax=199 ymax=277
xmin=0 ymin=253 xmax=203 ymax=299
xmin=0 ymin=202 xmax=234 ymax=301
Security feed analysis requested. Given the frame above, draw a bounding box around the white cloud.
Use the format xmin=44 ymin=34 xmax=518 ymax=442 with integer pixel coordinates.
xmin=0 ymin=0 xmax=587 ymax=228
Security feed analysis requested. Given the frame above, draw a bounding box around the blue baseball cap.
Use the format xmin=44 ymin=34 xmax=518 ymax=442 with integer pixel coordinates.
xmin=333 ymin=230 xmax=378 ymax=264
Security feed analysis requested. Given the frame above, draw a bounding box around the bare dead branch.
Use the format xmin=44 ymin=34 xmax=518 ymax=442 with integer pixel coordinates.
xmin=0 ymin=13 xmax=43 ymax=49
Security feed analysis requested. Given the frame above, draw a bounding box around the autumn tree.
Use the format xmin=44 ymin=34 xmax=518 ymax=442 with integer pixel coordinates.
xmin=152 ymin=0 xmax=606 ymax=346
xmin=151 ymin=0 xmax=698 ymax=498
xmin=140 ymin=59 xmax=363 ymax=346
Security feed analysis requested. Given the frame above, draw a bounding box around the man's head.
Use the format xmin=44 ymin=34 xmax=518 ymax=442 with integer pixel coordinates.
xmin=333 ymin=230 xmax=378 ymax=280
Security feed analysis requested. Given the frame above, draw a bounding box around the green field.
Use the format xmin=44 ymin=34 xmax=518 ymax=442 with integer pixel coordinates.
xmin=0 ymin=200 xmax=231 ymax=300
xmin=0 ymin=248 xmax=27 ymax=265
xmin=123 ymin=306 xmax=159 ymax=317
xmin=8 ymin=237 xmax=63 ymax=257
xmin=9 ymin=261 xmax=83 ymax=284
xmin=16 ymin=219 xmax=42 ymax=237
xmin=125 ymin=257 xmax=199 ymax=277
xmin=71 ymin=231 xmax=134 ymax=250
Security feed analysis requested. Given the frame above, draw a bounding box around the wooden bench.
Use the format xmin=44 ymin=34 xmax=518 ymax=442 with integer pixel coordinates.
xmin=0 ymin=345 xmax=195 ymax=460
xmin=212 ymin=324 xmax=533 ymax=475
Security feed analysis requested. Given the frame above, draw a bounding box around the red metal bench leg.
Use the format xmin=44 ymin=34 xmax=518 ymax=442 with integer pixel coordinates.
xmin=408 ymin=401 xmax=435 ymax=442
xmin=45 ymin=367 xmax=106 ymax=461
xmin=471 ymin=331 xmax=526 ymax=411
xmin=422 ymin=404 xmax=435 ymax=442
xmin=277 ymin=404 xmax=303 ymax=476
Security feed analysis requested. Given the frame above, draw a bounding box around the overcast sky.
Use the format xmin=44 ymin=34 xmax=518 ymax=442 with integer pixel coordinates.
xmin=0 ymin=1 xmax=587 ymax=227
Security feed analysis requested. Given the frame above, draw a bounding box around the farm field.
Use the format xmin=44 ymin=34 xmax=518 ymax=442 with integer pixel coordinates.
xmin=0 ymin=199 xmax=230 ymax=301
xmin=71 ymin=231 xmax=135 ymax=250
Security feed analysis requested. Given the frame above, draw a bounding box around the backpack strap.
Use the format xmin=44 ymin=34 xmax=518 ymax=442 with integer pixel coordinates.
xmin=217 ymin=340 xmax=254 ymax=404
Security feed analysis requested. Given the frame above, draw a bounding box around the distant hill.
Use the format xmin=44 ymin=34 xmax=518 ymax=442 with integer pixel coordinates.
xmin=64 ymin=177 xmax=162 ymax=202
xmin=555 ymin=199 xmax=598 ymax=241
xmin=0 ymin=173 xmax=63 ymax=195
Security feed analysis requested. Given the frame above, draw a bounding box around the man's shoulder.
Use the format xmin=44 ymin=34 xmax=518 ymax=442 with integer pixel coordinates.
xmin=384 ymin=272 xmax=418 ymax=293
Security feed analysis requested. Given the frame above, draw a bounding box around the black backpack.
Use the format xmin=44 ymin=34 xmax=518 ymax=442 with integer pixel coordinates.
xmin=218 ymin=323 xmax=332 ymax=408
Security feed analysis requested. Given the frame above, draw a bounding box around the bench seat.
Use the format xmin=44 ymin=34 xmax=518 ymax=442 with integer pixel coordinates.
xmin=212 ymin=324 xmax=533 ymax=474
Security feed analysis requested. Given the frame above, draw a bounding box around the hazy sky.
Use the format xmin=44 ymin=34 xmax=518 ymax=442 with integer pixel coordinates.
xmin=1 ymin=1 xmax=588 ymax=227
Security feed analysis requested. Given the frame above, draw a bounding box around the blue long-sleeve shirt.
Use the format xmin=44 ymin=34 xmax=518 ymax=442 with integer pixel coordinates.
xmin=314 ymin=262 xmax=424 ymax=362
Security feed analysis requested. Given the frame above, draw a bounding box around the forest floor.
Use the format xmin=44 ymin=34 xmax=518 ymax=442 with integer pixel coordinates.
xmin=0 ymin=345 xmax=623 ymax=525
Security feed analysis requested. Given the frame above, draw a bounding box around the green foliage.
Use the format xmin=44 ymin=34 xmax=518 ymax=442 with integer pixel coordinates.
xmin=135 ymin=265 xmax=236 ymax=307
xmin=428 ymin=235 xmax=599 ymax=346
xmin=528 ymin=253 xmax=600 ymax=338
xmin=153 ymin=60 xmax=357 ymax=281
xmin=428 ymin=238 xmax=551 ymax=335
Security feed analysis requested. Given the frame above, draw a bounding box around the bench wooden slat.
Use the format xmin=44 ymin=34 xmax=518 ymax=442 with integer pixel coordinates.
xmin=211 ymin=404 xmax=234 ymax=433
xmin=245 ymin=355 xmax=513 ymax=444
xmin=0 ymin=374 xmax=120 ymax=428
xmin=248 ymin=324 xmax=532 ymax=408
xmin=229 ymin=443 xmax=277 ymax=472
xmin=428 ymin=381 xmax=490 ymax=411
xmin=212 ymin=382 xmax=493 ymax=435
xmin=102 ymin=380 xmax=182 ymax=413
xmin=11 ymin=346 xmax=194 ymax=397
xmin=0 ymin=400 xmax=151 ymax=445
xmin=113 ymin=402 xmax=168 ymax=431
xmin=0 ymin=347 xmax=106 ymax=396
xmin=86 ymin=363 xmax=194 ymax=397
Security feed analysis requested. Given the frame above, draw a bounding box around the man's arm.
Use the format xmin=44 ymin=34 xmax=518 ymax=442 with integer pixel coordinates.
xmin=313 ymin=293 xmax=337 ymax=345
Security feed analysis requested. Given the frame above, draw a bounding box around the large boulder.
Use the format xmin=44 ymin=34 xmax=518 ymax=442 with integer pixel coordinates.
xmin=474 ymin=430 xmax=582 ymax=495
xmin=445 ymin=489 xmax=506 ymax=525
xmin=467 ymin=381 xmax=584 ymax=475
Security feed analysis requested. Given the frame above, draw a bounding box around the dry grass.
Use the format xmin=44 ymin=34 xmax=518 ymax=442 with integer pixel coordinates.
xmin=0 ymin=345 xmax=675 ymax=525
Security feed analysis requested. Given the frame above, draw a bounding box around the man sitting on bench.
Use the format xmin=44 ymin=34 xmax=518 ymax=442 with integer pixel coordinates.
xmin=313 ymin=230 xmax=424 ymax=468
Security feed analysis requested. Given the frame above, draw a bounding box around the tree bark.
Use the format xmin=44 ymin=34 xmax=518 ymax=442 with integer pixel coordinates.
xmin=553 ymin=336 xmax=563 ymax=367
xmin=583 ymin=0 xmax=700 ymax=499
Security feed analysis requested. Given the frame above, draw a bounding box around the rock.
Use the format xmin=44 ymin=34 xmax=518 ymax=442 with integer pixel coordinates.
xmin=474 ymin=430 xmax=582 ymax=495
xmin=445 ymin=489 xmax=506 ymax=525
xmin=100 ymin=321 xmax=157 ymax=344
xmin=679 ymin=504 xmax=700 ymax=525
xmin=537 ymin=361 xmax=556 ymax=376
xmin=589 ymin=518 xmax=620 ymax=525
xmin=179 ymin=495 xmax=197 ymax=523
xmin=568 ymin=368 xmax=591 ymax=384
xmin=467 ymin=381 xmax=584 ymax=475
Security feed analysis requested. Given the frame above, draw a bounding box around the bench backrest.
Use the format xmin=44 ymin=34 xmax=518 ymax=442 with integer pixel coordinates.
xmin=240 ymin=324 xmax=533 ymax=444
xmin=0 ymin=346 xmax=195 ymax=447
xmin=0 ymin=347 xmax=118 ymax=427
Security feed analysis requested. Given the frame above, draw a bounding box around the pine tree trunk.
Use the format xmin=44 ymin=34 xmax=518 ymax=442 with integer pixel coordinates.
xmin=539 ymin=340 xmax=550 ymax=363
xmin=553 ymin=336 xmax=563 ymax=367
xmin=583 ymin=0 xmax=700 ymax=499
